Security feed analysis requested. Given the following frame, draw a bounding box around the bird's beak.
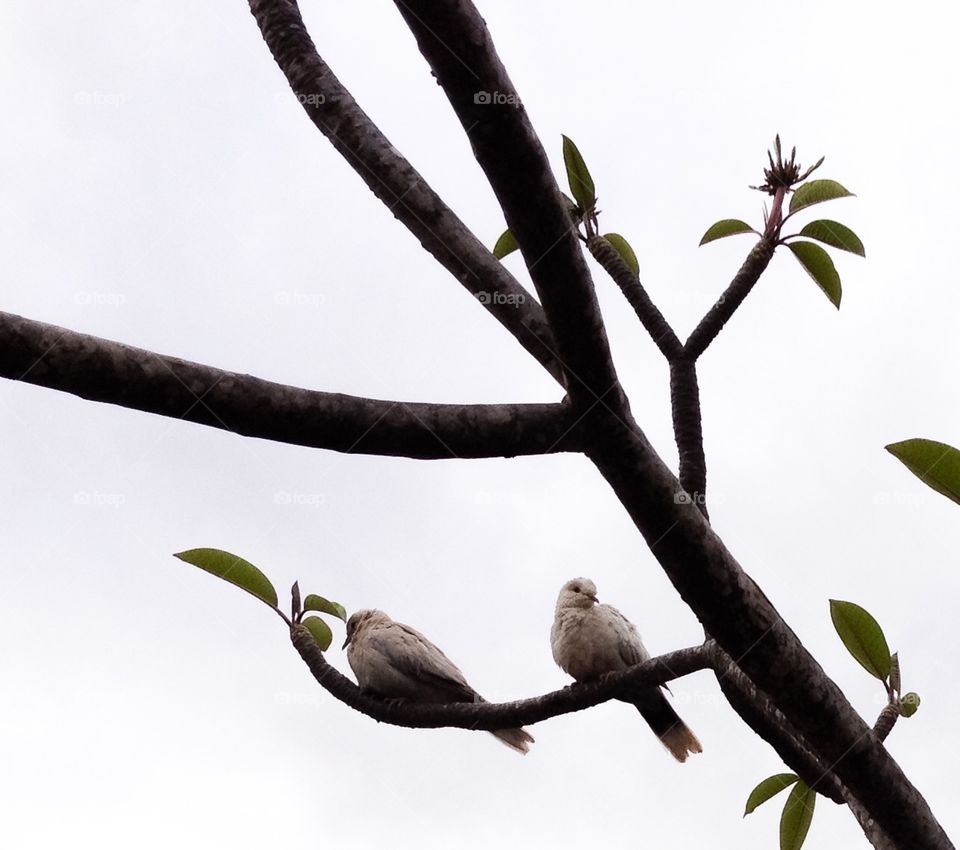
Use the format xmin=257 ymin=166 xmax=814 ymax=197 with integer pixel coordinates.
xmin=341 ymin=635 xmax=351 ymax=649
xmin=588 ymin=593 xmax=599 ymax=604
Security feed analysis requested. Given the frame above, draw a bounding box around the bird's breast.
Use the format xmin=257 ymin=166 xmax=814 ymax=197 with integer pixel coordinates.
xmin=552 ymin=609 xmax=624 ymax=681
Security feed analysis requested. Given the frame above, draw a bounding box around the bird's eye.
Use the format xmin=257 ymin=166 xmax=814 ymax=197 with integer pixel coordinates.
xmin=572 ymin=584 xmax=581 ymax=593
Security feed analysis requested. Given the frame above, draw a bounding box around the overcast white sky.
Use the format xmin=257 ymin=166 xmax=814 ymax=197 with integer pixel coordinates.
xmin=2 ymin=2 xmax=958 ymax=848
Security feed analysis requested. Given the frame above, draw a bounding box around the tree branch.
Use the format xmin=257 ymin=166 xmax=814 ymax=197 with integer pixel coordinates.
xmin=247 ymin=0 xmax=564 ymax=385
xmin=586 ymin=235 xmax=682 ymax=360
xmin=684 ymin=237 xmax=777 ymax=360
xmin=669 ymin=360 xmax=709 ymax=517
xmin=392 ymin=0 xmax=625 ymax=411
xmin=290 ymin=624 xmax=713 ymax=729
xmin=586 ymin=410 xmax=952 ymax=849
xmin=0 ymin=312 xmax=580 ymax=459
xmin=844 ymin=793 xmax=899 ymax=850
xmin=714 ymin=648 xmax=845 ymax=803
xmin=873 ymin=703 xmax=902 ymax=742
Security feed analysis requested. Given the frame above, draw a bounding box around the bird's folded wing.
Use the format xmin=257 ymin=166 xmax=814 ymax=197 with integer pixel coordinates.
xmin=606 ymin=605 xmax=650 ymax=667
xmin=367 ymin=624 xmax=478 ymax=702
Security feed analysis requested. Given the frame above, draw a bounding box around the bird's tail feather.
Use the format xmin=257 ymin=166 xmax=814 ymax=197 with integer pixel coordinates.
xmin=633 ymin=688 xmax=702 ymax=762
xmin=658 ymin=721 xmax=702 ymax=762
xmin=490 ymin=727 xmax=535 ymax=754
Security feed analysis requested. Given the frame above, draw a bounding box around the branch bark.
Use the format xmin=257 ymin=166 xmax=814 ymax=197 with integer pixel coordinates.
xmin=669 ymin=359 xmax=708 ymax=516
xmin=291 ymin=623 xmax=713 ymax=729
xmin=247 ymin=0 xmax=564 ymax=385
xmin=586 ymin=235 xmax=682 ymax=360
xmin=392 ymin=0 xmax=624 ymax=411
xmin=587 ymin=410 xmax=951 ymax=849
xmin=0 ymin=312 xmax=579 ymax=459
xmin=684 ymin=237 xmax=777 ymax=360
xmin=714 ymin=648 xmax=845 ymax=803
xmin=378 ymin=9 xmax=951 ymax=844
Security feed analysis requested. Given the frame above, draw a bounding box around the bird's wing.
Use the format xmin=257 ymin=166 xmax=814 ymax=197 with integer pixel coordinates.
xmin=367 ymin=622 xmax=478 ymax=702
xmin=603 ymin=604 xmax=650 ymax=667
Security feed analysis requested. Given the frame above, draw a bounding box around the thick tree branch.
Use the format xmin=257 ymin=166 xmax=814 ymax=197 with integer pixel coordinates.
xmin=393 ymin=0 xmax=625 ymax=412
xmin=714 ymin=649 xmax=845 ymax=803
xmin=586 ymin=409 xmax=951 ymax=849
xmin=0 ymin=313 xmax=579 ymax=459
xmin=247 ymin=0 xmax=564 ymax=385
xmin=291 ymin=624 xmax=713 ymax=729
xmin=844 ymin=794 xmax=898 ymax=850
xmin=684 ymin=237 xmax=777 ymax=360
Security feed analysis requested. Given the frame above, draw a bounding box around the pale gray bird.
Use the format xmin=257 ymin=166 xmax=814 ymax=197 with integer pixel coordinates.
xmin=551 ymin=577 xmax=702 ymax=762
xmin=343 ymin=608 xmax=534 ymax=754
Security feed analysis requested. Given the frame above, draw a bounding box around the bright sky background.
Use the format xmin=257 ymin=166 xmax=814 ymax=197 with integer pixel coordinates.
xmin=2 ymin=2 xmax=958 ymax=848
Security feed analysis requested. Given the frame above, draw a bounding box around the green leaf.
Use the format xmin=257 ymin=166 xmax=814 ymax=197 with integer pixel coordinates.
xmin=302 ymin=616 xmax=333 ymax=651
xmin=601 ymin=233 xmax=640 ymax=276
xmin=787 ymin=241 xmax=842 ymax=308
xmin=304 ymin=594 xmax=347 ymax=622
xmin=744 ymin=774 xmax=799 ymax=816
xmin=798 ymin=220 xmax=865 ymax=257
xmin=779 ymin=781 xmax=817 ymax=850
xmin=699 ymin=219 xmax=757 ymax=246
xmin=492 ymin=229 xmax=519 ymax=260
xmin=789 ymin=179 xmax=854 ymax=214
xmin=885 ymin=439 xmax=960 ymax=505
xmin=829 ymin=600 xmax=892 ymax=680
xmin=174 ymin=548 xmax=278 ymax=609
xmin=900 ymin=692 xmax=921 ymax=717
xmin=561 ymin=135 xmax=596 ymax=213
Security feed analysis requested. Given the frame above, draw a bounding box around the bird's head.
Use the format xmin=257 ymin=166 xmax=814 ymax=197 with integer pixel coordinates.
xmin=556 ymin=577 xmax=599 ymax=610
xmin=342 ymin=608 xmax=389 ymax=649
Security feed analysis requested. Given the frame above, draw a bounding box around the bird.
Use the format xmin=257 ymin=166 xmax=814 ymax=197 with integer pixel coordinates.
xmin=343 ymin=608 xmax=534 ymax=754
xmin=551 ymin=577 xmax=702 ymax=762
